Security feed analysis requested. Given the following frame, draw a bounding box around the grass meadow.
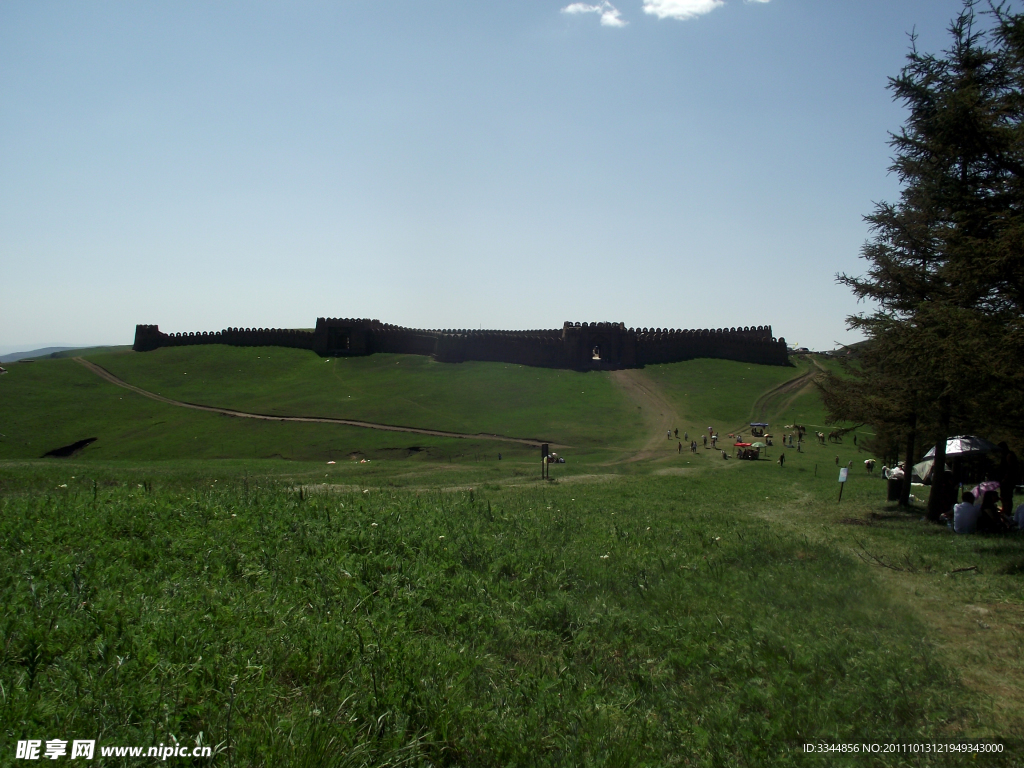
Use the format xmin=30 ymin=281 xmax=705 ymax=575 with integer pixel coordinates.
xmin=1 ymin=349 xmax=1022 ymax=765
xmin=81 ymin=347 xmax=644 ymax=449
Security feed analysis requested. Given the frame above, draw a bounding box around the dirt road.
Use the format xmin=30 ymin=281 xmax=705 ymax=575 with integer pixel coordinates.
xmin=608 ymin=368 xmax=682 ymax=461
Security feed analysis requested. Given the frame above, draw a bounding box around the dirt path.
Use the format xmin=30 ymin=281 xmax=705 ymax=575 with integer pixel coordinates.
xmin=74 ymin=357 xmax=562 ymax=448
xmin=609 ymin=360 xmax=827 ymax=463
xmin=741 ymin=356 xmax=823 ymax=432
xmin=608 ymin=369 xmax=682 ymax=461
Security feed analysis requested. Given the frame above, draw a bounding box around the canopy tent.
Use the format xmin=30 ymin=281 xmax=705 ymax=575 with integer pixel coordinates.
xmin=923 ymin=435 xmax=999 ymax=459
xmin=912 ymin=459 xmax=946 ymax=483
xmin=734 ymin=442 xmax=752 ymax=447
xmin=750 ymin=422 xmax=769 ymax=427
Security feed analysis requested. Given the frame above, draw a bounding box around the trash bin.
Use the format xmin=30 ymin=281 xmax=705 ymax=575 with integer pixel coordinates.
xmin=887 ymin=477 xmax=902 ymax=501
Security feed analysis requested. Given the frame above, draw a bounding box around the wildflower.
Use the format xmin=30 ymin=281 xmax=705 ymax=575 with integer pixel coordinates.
xmin=371 ymin=523 xmax=378 ymax=527
xmin=363 ymin=489 xmax=369 ymax=494
xmin=58 ymin=484 xmax=67 ymax=488
xmin=600 ymin=554 xmax=610 ymax=560
xmin=439 ymin=535 xmax=445 ymax=540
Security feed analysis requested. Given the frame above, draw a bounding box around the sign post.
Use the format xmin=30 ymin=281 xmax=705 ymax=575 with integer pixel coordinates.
xmin=838 ymin=467 xmax=848 ymax=502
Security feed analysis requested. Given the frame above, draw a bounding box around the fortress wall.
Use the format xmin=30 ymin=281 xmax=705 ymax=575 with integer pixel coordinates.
xmin=133 ymin=325 xmax=315 ymax=353
xmin=634 ymin=326 xmax=788 ymax=367
xmin=369 ymin=328 xmax=439 ymax=356
xmin=135 ymin=320 xmax=788 ymax=367
xmin=434 ymin=331 xmax=564 ymax=367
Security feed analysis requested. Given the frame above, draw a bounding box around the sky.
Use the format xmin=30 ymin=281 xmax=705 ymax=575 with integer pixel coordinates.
xmin=0 ymin=0 xmax=988 ymax=354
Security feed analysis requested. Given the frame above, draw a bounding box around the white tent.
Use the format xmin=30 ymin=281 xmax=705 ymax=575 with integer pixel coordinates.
xmin=912 ymin=458 xmax=950 ymax=483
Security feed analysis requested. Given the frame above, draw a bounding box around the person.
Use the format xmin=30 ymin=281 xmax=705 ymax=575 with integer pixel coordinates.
xmin=953 ymin=491 xmax=980 ymax=533
xmin=779 ymin=452 xmax=786 ymax=467
xmin=683 ymin=431 xmax=688 ymax=441
xmin=835 ymin=456 xmax=839 ymax=466
xmin=667 ymin=430 xmax=671 ymax=440
xmin=678 ymin=441 xmax=682 ymax=454
xmin=691 ymin=440 xmax=697 ymax=453
xmin=703 ymin=435 xmax=707 ymax=448
xmin=865 ymin=459 xmax=875 ymax=474
xmin=674 ymin=428 xmax=679 ymax=438
xmin=711 ymin=435 xmax=717 ymax=448
xmin=1014 ymin=501 xmax=1024 ymax=531
xmin=721 ymin=449 xmax=728 ymax=459
xmin=498 ymin=453 xmax=502 ymax=460
xmin=977 ymin=490 xmax=1009 ymax=534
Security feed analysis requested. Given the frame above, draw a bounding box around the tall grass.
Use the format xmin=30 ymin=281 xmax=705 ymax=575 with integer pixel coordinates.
xmin=1 ymin=474 xmax=971 ymax=766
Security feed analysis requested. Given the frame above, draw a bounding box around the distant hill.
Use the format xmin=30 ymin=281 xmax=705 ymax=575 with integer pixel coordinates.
xmin=0 ymin=346 xmax=79 ymax=363
xmin=0 ymin=345 xmax=130 ymax=363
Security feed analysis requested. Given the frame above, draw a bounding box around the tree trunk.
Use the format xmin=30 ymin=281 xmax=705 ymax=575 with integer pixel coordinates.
xmin=900 ymin=413 xmax=916 ymax=507
xmin=927 ymin=397 xmax=951 ymax=522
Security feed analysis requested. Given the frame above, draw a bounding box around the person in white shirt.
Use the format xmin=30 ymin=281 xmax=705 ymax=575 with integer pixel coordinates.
xmin=953 ymin=491 xmax=981 ymax=534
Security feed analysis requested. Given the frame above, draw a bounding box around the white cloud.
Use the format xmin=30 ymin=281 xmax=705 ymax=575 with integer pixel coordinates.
xmin=642 ymin=0 xmax=724 ymax=20
xmin=561 ymin=2 xmax=627 ymax=27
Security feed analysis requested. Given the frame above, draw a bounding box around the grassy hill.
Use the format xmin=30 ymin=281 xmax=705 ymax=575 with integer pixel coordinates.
xmin=2 ymin=347 xmax=1022 ymax=757
xmin=85 ymin=346 xmax=645 ymax=448
xmin=0 ymin=346 xmax=859 ymax=472
xmin=0 ymin=357 xmax=498 ymax=466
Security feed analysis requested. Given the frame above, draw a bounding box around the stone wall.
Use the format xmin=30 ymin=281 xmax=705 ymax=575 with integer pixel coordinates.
xmin=134 ymin=319 xmax=788 ymax=368
xmin=133 ymin=324 xmax=315 ymax=353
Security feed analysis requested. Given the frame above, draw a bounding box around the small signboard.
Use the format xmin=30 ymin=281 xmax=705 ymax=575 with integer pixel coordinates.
xmin=839 ymin=467 xmax=849 ymax=483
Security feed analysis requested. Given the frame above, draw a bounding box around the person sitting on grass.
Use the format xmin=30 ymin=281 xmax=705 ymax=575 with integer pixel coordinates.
xmin=977 ymin=490 xmax=1009 ymax=534
xmin=951 ymin=491 xmax=979 ymax=534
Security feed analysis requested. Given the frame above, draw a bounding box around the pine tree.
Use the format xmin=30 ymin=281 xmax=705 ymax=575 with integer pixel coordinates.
xmin=823 ymin=1 xmax=1024 ymax=516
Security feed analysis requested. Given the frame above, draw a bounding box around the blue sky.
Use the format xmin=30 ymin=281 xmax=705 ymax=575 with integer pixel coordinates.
xmin=0 ymin=0 xmax=981 ymax=353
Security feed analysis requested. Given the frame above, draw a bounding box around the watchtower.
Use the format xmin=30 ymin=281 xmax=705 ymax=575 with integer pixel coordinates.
xmin=311 ymin=318 xmax=380 ymax=356
xmin=561 ymin=322 xmax=637 ymax=370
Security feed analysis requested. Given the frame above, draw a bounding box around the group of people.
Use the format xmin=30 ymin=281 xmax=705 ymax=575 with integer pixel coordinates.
xmin=671 ymin=427 xmax=719 ymax=454
xmin=943 ymin=490 xmax=1024 ymax=534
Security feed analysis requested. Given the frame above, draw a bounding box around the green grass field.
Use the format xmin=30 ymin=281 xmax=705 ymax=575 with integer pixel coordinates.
xmin=1 ymin=348 xmax=1022 ymax=765
xmin=81 ymin=346 xmax=644 ymax=448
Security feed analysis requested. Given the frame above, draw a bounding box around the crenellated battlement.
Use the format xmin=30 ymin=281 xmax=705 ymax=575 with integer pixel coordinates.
xmin=134 ymin=318 xmax=788 ymax=368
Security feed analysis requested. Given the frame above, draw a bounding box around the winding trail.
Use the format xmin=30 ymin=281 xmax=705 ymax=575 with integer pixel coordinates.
xmin=73 ymin=357 xmax=562 ymax=448
xmin=742 ymin=356 xmax=825 ymax=431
